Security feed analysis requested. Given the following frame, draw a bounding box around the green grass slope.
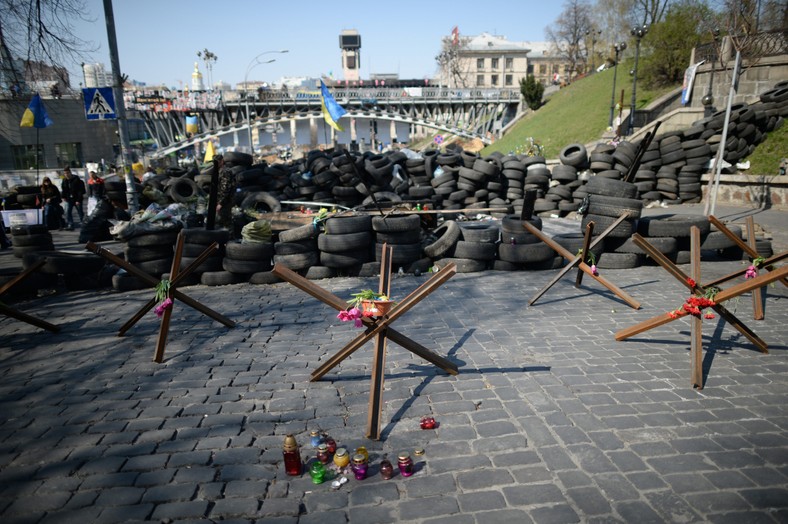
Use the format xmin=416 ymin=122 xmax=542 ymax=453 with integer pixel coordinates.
xmin=484 ymin=63 xmax=678 ymax=159
xmin=747 ymin=120 xmax=787 ymax=176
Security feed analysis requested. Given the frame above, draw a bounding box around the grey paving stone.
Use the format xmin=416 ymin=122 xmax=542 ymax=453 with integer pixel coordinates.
xmin=150 ymin=500 xmax=210 ymax=519
xmin=615 ymin=500 xmax=663 ymax=523
xmin=399 ymin=495 xmax=460 ymax=521
xmin=502 ymin=483 xmax=567 ymax=506
xmin=567 ymin=486 xmax=612 ymax=516
xmin=529 ymin=503 xmax=580 ymax=524
xmin=209 ymin=497 xmax=261 ymax=518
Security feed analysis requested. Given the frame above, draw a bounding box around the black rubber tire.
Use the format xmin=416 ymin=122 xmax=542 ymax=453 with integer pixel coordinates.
xmin=223 ymin=257 xmax=272 ymax=274
xmin=375 ymin=229 xmax=422 ymax=244
xmin=586 ymin=195 xmax=643 ymax=219
xmin=551 ymin=233 xmax=605 ymax=258
xmin=500 ymin=230 xmax=540 ymax=245
xmin=371 ymin=214 xmax=421 ymax=233
xmin=423 ymin=221 xmax=461 ymax=259
xmin=112 ymin=272 xmax=148 ymax=292
xmin=636 ymin=214 xmax=711 ymax=237
xmin=249 ymin=271 xmax=283 ymax=285
xmin=274 ymin=240 xmax=318 ymax=255
xmin=124 ymin=245 xmax=174 ymax=263
xmin=498 ymin=242 xmax=555 ymax=263
xmin=127 ymin=230 xmax=181 ymax=248
xmin=585 ymin=177 xmax=638 ymax=199
xmin=318 ymin=231 xmax=373 ymax=253
xmin=320 ymin=249 xmax=370 ymax=268
xmin=501 ymin=215 xmax=543 ymax=234
xmin=451 ymin=240 xmax=497 ymax=261
xmin=606 ymin=236 xmax=677 ymax=255
xmin=559 ymin=143 xmax=588 ymax=168
xmin=273 ymin=251 xmax=320 ymax=270
xmin=324 ymin=215 xmax=372 ymax=234
xmin=11 ymin=224 xmax=49 ymax=236
xmin=9 ymin=233 xmax=52 ymax=247
xmin=181 ymin=228 xmax=230 ymax=245
xmin=700 ymin=226 xmax=742 ymax=250
xmin=179 ymin=255 xmax=222 ymax=273
xmin=582 ymin=214 xmax=635 ymax=239
xmin=433 ymin=257 xmax=487 ymax=273
xmin=225 ymin=241 xmax=274 ymax=261
xmin=458 ymin=222 xmax=500 ymax=243
xmin=596 ymin=252 xmax=643 ymax=269
xmin=201 ymin=270 xmax=247 ymax=286
xmin=181 ymin=242 xmax=221 ymax=257
xmin=240 ymin=191 xmax=282 ymax=213
xmin=278 ymin=224 xmax=319 ymax=243
xmin=168 ymin=178 xmax=202 ymax=203
xmin=161 ymin=271 xmax=201 ymax=287
xmin=135 ymin=257 xmax=174 ymax=276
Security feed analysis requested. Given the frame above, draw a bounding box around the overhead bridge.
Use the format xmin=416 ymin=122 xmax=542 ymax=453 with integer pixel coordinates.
xmin=130 ymin=87 xmax=522 ymax=159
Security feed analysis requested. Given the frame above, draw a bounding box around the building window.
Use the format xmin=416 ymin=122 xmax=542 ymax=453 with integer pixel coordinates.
xmin=505 ymin=57 xmax=513 ymax=70
xmin=476 ymin=75 xmax=485 ymax=86
xmin=505 ymin=74 xmax=513 ymax=86
xmin=491 ymin=74 xmax=498 ymax=86
xmin=527 ymin=64 xmax=534 ymax=74
xmin=11 ymin=145 xmax=44 ymax=170
xmin=55 ymin=143 xmax=84 ymax=168
xmin=477 ymin=58 xmax=485 ymax=70
xmin=491 ymin=58 xmax=499 ymax=69
xmin=539 ymin=64 xmax=547 ymax=75
xmin=553 ymin=64 xmax=560 ymax=74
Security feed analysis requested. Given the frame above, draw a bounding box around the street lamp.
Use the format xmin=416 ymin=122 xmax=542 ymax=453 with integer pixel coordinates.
xmin=244 ymin=49 xmax=289 ymax=153
xmin=627 ymin=24 xmax=648 ymax=135
xmin=608 ymin=41 xmax=627 ymax=128
xmin=701 ymin=28 xmax=721 ymax=117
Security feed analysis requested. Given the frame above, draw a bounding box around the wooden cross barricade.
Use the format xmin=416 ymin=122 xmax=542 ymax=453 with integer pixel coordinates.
xmin=706 ymin=215 xmax=788 ymax=320
xmin=522 ymin=215 xmax=641 ymax=309
xmin=615 ymin=226 xmax=788 ymax=389
xmin=271 ymin=243 xmax=458 ymax=440
xmin=0 ymin=259 xmax=59 ymax=332
xmin=86 ymin=231 xmax=235 ymax=362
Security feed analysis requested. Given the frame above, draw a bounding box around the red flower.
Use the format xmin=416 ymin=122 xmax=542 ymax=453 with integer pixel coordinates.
xmin=704 ymin=313 xmax=715 ymax=320
xmin=686 ymin=278 xmax=696 ymax=288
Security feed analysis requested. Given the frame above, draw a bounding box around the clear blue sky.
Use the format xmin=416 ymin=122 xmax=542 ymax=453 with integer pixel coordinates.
xmin=71 ymin=0 xmax=564 ymax=89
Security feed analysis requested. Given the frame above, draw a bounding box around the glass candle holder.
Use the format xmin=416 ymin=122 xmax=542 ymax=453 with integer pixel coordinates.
xmin=333 ymin=447 xmax=350 ymax=469
xmin=316 ymin=443 xmax=330 ymax=464
xmin=351 ymin=453 xmax=368 ymax=480
xmin=397 ymin=451 xmax=414 ymax=477
xmin=309 ymin=461 xmax=326 ymax=484
xmin=325 ymin=436 xmax=337 ymax=455
xmin=309 ymin=430 xmax=322 ymax=448
xmin=355 ymin=446 xmax=369 ymax=462
xmin=379 ymin=458 xmax=394 ymax=480
xmin=420 ymin=416 xmax=436 ymax=430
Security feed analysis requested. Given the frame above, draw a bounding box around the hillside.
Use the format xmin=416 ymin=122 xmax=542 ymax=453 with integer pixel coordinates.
xmin=483 ymin=64 xmax=679 ymax=159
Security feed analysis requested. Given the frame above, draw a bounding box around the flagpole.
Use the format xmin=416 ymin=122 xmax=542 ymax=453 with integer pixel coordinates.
xmin=36 ymin=127 xmax=40 ymax=187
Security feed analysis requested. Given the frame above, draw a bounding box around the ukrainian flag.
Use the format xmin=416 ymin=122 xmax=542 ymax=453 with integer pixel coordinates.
xmin=186 ymin=115 xmax=199 ymax=135
xmin=20 ymin=93 xmax=53 ymax=128
xmin=320 ymin=80 xmax=347 ymax=132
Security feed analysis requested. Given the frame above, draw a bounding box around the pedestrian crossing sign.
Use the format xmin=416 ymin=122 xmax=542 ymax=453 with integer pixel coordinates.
xmin=82 ymin=87 xmax=117 ymax=120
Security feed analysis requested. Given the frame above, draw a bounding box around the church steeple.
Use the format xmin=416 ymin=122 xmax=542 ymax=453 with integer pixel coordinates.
xmin=191 ymin=62 xmax=204 ymax=91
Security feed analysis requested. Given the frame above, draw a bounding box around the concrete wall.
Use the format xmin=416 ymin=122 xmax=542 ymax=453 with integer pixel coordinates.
xmin=0 ymin=95 xmax=117 ymax=170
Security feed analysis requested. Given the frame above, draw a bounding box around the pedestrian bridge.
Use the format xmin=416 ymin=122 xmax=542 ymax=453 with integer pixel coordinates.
xmin=130 ymin=87 xmax=522 ymax=158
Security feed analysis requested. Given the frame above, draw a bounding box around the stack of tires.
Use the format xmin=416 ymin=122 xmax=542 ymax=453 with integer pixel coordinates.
xmin=330 ymin=153 xmax=366 ymax=208
xmin=112 ymin=228 xmax=180 ymax=291
xmin=636 ymin=214 xmax=711 ymax=265
xmin=496 ymin=215 xmax=559 ymax=271
xmin=9 ymin=185 xmax=39 ymax=210
xmin=677 ymin=164 xmax=704 ymax=204
xmin=653 ymin=165 xmax=680 ymax=204
xmin=523 ymin=156 xmax=553 ymax=215
xmin=581 ymin=177 xmax=642 ymax=270
xmin=10 ymin=224 xmax=54 ymax=259
xmin=424 ymin=220 xmax=461 ymax=264
xmin=318 ymin=215 xmax=373 ymax=274
xmin=372 ymin=215 xmax=425 ymax=272
xmin=166 ymin=228 xmax=228 ymax=287
xmin=273 ymin=223 xmax=322 ymax=276
xmin=437 ymin=221 xmax=498 ymax=273
xmin=547 ymin=164 xmax=580 ymax=214
xmin=217 ymin=240 xmax=274 ymax=284
xmin=79 ymin=198 xmax=116 ymax=243
xmin=430 ymin=162 xmax=458 ymax=210
xmin=498 ymin=157 xmax=525 ymax=212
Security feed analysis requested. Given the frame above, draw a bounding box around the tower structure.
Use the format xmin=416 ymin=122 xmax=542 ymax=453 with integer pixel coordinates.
xmin=339 ymin=30 xmax=361 ymax=82
xmin=191 ymin=62 xmax=204 ymax=91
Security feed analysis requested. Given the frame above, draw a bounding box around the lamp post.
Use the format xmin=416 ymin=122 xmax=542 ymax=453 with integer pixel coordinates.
xmin=608 ymin=41 xmax=627 ymax=128
xmin=244 ymin=49 xmax=289 ymax=154
xmin=701 ymin=29 xmax=721 ymax=117
xmin=627 ymin=24 xmax=648 ymax=136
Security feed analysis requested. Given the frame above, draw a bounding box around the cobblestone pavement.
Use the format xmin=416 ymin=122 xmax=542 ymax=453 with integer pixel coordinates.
xmin=1 ymin=257 xmax=787 ymax=523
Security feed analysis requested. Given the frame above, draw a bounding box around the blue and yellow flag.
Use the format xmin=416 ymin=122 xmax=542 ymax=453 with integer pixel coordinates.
xmin=20 ymin=93 xmax=53 ymax=128
xmin=186 ymin=115 xmax=199 ymax=135
xmin=320 ymin=80 xmax=347 ymax=132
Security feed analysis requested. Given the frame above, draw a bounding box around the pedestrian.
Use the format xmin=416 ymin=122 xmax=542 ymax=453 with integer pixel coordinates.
xmin=214 ymin=155 xmax=236 ymax=229
xmin=0 ymin=216 xmax=11 ymax=249
xmin=60 ymin=167 xmax=86 ymax=230
xmin=40 ymin=177 xmax=63 ymax=230
xmin=86 ymin=171 xmax=105 ymax=216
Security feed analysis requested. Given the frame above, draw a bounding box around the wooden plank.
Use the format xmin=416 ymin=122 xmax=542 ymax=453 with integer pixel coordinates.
xmin=747 ymin=217 xmax=764 ymax=320
xmin=367 ymin=244 xmax=393 ymax=440
xmin=690 ymin=228 xmax=703 ymax=389
xmin=154 ymin=232 xmax=185 ymax=363
xmin=575 ymin=221 xmax=595 ymax=288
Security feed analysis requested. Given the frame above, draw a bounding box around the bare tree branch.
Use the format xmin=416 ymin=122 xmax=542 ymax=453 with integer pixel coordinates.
xmin=546 ymin=0 xmax=593 ymax=81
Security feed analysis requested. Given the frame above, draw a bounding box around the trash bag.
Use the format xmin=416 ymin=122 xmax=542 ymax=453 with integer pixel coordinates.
xmin=241 ymin=219 xmax=273 ymax=244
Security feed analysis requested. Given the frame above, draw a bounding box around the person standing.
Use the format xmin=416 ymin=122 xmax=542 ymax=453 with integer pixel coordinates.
xmin=214 ymin=155 xmax=236 ymax=229
xmin=40 ymin=177 xmax=62 ymax=230
xmin=86 ymin=171 xmax=105 ymax=217
xmin=60 ymin=167 xmax=86 ymax=230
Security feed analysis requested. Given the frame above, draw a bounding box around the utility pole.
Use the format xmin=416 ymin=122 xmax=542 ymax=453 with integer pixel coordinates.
xmin=103 ymin=0 xmax=139 ymax=213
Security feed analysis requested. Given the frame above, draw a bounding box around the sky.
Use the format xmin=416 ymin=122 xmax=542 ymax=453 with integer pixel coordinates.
xmin=68 ymin=0 xmax=565 ymax=90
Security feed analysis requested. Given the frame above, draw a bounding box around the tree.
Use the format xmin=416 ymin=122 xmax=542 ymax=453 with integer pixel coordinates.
xmin=640 ymin=0 xmax=716 ymax=87
xmin=0 ymin=0 xmax=95 ymax=89
xmin=520 ymin=74 xmax=545 ymax=110
xmin=631 ymin=0 xmax=673 ymax=25
xmin=435 ymin=32 xmax=472 ymax=88
xmin=712 ymin=0 xmax=788 ymax=66
xmin=546 ymin=0 xmax=593 ymax=81
xmin=197 ymin=48 xmax=217 ymax=91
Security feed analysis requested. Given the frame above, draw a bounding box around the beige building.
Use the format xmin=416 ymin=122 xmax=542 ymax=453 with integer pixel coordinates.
xmin=438 ymin=32 xmax=570 ymax=89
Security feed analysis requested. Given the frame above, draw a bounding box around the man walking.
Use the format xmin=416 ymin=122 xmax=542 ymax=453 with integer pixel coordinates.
xmin=61 ymin=167 xmax=86 ymax=230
